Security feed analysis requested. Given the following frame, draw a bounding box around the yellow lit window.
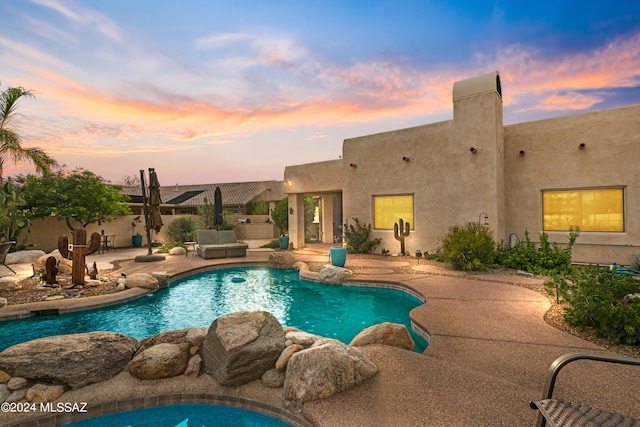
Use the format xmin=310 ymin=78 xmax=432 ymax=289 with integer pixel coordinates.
xmin=373 ymin=195 xmax=414 ymax=230
xmin=543 ymin=188 xmax=624 ymax=232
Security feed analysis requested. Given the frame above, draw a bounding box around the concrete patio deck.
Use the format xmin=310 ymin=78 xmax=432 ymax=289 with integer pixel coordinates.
xmin=1 ymin=243 xmax=638 ymax=426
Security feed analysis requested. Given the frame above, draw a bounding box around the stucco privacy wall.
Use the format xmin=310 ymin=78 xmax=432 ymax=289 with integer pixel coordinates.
xmin=284 ymin=71 xmax=639 ymax=264
xmin=504 ymin=104 xmax=640 ymax=264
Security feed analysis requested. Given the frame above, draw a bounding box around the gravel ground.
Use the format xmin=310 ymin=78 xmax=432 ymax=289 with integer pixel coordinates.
xmin=3 ymin=253 xmax=639 ymax=359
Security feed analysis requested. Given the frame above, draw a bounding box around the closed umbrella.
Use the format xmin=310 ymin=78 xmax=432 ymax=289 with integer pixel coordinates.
xmin=147 ymin=168 xmax=163 ymax=233
xmin=135 ymin=168 xmax=165 ymax=262
xmin=213 ymin=186 xmax=223 ymax=231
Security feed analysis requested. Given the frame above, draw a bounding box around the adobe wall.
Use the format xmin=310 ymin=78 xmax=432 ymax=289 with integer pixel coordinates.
xmin=504 ymin=104 xmax=640 ymax=264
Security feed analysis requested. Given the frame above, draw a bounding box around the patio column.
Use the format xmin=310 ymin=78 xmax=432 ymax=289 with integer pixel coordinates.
xmin=321 ymin=195 xmax=334 ymax=243
xmin=288 ymin=194 xmax=305 ymax=249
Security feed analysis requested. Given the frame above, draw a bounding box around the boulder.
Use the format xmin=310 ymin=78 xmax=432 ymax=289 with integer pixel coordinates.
xmin=5 ymin=388 xmax=26 ymax=403
xmin=350 ymin=322 xmax=415 ymax=351
xmin=0 ymin=370 xmax=10 ymax=383
xmin=34 ymin=252 xmax=72 ymax=275
xmin=137 ymin=327 xmax=207 ymax=353
xmin=285 ymin=331 xmax=320 ymax=347
xmin=151 ymin=272 xmax=170 ymax=289
xmin=202 ymin=310 xmax=285 ymax=386
xmin=184 ymin=354 xmax=202 ymax=377
xmin=129 ymin=343 xmax=190 ymax=380
xmin=0 ymin=384 xmax=9 ymax=403
xmin=7 ymin=376 xmax=27 ymax=390
xmin=275 ymin=344 xmax=304 ymax=371
xmin=0 ymin=332 xmax=139 ymax=389
xmin=318 ymin=265 xmax=352 ymax=284
xmin=283 ymin=341 xmax=378 ymax=403
xmin=268 ymin=252 xmax=296 ymax=269
xmin=6 ymin=250 xmax=45 ymax=265
xmin=0 ymin=278 xmax=21 ymax=291
xmin=26 ymin=383 xmax=65 ymax=403
xmin=0 ymin=297 xmax=8 ymax=307
xmin=125 ymin=273 xmax=158 ymax=290
xmin=261 ymin=368 xmax=285 ymax=388
xmin=84 ymin=279 xmax=102 ymax=288
xmin=169 ymin=246 xmax=186 ymax=256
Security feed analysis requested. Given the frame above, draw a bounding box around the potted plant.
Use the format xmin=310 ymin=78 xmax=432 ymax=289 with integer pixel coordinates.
xmin=131 ymin=216 xmax=143 ymax=247
xmin=278 ymin=231 xmax=289 ymax=250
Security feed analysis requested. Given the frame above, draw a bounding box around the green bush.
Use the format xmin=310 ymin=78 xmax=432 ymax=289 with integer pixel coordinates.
xmin=156 ymin=241 xmax=186 ymax=254
xmin=440 ymin=222 xmax=497 ymax=271
xmin=498 ymin=228 xmax=579 ymax=275
xmin=166 ymin=215 xmax=204 ymax=242
xmin=343 ymin=218 xmax=382 ymax=254
xmin=260 ymin=239 xmax=280 ymax=249
xmin=546 ymin=265 xmax=640 ymax=344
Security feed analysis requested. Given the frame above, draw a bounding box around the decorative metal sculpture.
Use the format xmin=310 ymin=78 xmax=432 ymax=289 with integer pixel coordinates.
xmin=58 ymin=227 xmax=101 ymax=285
xmin=393 ymin=218 xmax=410 ymax=255
xmin=43 ymin=256 xmax=58 ymax=285
xmin=87 ymin=261 xmax=98 ymax=280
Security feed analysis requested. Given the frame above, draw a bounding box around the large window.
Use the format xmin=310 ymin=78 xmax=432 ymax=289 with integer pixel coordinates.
xmin=542 ymin=188 xmax=624 ymax=232
xmin=373 ymin=195 xmax=414 ymax=230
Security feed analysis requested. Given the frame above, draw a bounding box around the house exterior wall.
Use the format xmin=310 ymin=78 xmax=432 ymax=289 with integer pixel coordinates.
xmin=283 ymin=71 xmax=639 ymax=264
xmin=504 ymin=104 xmax=640 ymax=264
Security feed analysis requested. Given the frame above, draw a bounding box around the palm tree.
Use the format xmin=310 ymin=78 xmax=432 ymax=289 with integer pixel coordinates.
xmin=0 ymin=83 xmax=57 ymax=181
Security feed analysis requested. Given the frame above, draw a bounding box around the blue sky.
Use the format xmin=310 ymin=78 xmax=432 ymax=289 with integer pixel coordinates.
xmin=1 ymin=0 xmax=639 ymax=185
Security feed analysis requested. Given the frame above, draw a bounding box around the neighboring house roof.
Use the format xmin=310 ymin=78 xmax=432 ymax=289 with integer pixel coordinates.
xmin=122 ymin=181 xmax=279 ymax=207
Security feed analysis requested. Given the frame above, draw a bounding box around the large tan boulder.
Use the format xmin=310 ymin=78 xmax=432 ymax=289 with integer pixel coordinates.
xmin=202 ymin=310 xmax=285 ymax=386
xmin=350 ymin=322 xmax=415 ymax=351
xmin=318 ymin=265 xmax=352 ymax=284
xmin=125 ymin=273 xmax=158 ymax=290
xmin=33 ymin=252 xmax=72 ymax=275
xmin=283 ymin=341 xmax=378 ymax=402
xmin=26 ymin=383 xmax=65 ymax=403
xmin=268 ymin=252 xmax=296 ymax=269
xmin=129 ymin=343 xmax=190 ymax=380
xmin=0 ymin=332 xmax=139 ymax=389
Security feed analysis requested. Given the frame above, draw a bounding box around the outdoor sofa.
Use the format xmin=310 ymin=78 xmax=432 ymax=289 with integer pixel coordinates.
xmin=196 ymin=230 xmax=248 ymax=259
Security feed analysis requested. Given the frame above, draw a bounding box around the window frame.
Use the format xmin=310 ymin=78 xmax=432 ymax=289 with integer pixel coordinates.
xmin=541 ymin=187 xmax=625 ymax=232
xmin=372 ymin=194 xmax=415 ymax=230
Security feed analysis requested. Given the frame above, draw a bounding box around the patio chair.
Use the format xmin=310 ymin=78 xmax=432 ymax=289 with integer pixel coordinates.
xmin=0 ymin=241 xmax=16 ymax=275
xmin=530 ymin=352 xmax=640 ymax=427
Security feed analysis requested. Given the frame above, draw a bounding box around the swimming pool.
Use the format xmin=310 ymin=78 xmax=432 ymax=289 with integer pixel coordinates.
xmin=63 ymin=403 xmax=294 ymax=427
xmin=0 ymin=267 xmax=427 ymax=352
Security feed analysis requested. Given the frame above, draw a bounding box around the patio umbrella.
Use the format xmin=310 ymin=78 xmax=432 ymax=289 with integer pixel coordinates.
xmin=147 ymin=168 xmax=163 ymax=233
xmin=213 ymin=186 xmax=223 ymax=231
xmin=135 ymin=168 xmax=165 ymax=262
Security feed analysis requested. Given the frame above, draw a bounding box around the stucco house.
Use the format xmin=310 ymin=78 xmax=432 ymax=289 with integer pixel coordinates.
xmin=283 ymin=71 xmax=639 ymax=264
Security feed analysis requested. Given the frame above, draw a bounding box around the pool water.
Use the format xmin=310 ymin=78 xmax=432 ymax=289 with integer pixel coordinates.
xmin=1 ymin=267 xmax=427 ymax=352
xmin=63 ymin=404 xmax=292 ymax=426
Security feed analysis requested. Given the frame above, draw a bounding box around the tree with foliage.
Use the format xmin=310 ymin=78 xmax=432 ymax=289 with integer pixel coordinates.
xmin=0 ymin=83 xmax=57 ymax=181
xmin=197 ymin=197 xmax=215 ymax=229
xmin=0 ymin=178 xmax=32 ymax=249
xmin=270 ymin=196 xmax=315 ymax=234
xmin=19 ymin=169 xmax=131 ymax=230
xmin=246 ymin=199 xmax=269 ymax=215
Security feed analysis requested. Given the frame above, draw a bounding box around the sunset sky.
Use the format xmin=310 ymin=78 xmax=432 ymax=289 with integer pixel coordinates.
xmin=1 ymin=0 xmax=639 ymax=186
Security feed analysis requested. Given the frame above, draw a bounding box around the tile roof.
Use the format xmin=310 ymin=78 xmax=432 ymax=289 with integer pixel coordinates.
xmin=121 ymin=181 xmax=277 ymax=207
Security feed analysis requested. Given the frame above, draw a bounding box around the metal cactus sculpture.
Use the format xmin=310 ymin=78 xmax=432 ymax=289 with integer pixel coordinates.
xmin=393 ymin=218 xmax=410 ymax=255
xmin=58 ymin=227 xmax=101 ymax=285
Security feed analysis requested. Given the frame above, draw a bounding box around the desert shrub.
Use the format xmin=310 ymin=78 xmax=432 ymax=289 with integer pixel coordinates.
xmin=167 ymin=215 xmax=204 ymax=242
xmin=260 ymin=239 xmax=280 ymax=249
xmin=343 ymin=218 xmax=382 ymax=254
xmin=156 ymin=241 xmax=186 ymax=253
xmin=498 ymin=228 xmax=579 ymax=275
xmin=546 ymin=265 xmax=640 ymax=344
xmin=440 ymin=222 xmax=497 ymax=271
